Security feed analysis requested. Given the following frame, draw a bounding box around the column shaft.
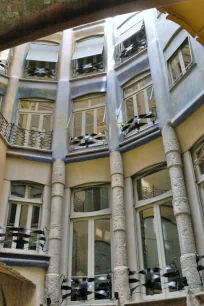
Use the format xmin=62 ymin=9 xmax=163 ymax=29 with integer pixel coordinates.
xmin=46 ymin=159 xmax=65 ymax=305
xmin=162 ymin=123 xmax=201 ymax=295
xmin=110 ymin=151 xmax=130 ymax=304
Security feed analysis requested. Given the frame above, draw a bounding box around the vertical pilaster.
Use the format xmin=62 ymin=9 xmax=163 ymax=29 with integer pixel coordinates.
xmin=110 ymin=151 xmax=130 ymax=304
xmin=46 ymin=159 xmax=65 ymax=305
xmin=162 ymin=123 xmax=201 ymax=304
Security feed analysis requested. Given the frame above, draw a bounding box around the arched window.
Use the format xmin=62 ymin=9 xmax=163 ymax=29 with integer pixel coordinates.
xmin=25 ymin=41 xmax=59 ymax=80
xmin=72 ymin=36 xmax=104 ymax=77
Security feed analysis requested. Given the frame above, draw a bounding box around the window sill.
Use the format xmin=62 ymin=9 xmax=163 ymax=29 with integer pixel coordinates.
xmin=125 ymin=294 xmax=186 ymax=305
xmin=115 ymin=48 xmax=147 ymax=70
xmin=0 ymin=72 xmax=9 ymax=78
xmin=19 ymin=77 xmax=58 ymax=84
xmin=70 ymin=71 xmax=106 ymax=82
xmin=136 ymin=190 xmax=173 ymax=208
xmin=0 ymin=250 xmax=50 ymax=268
xmin=195 ymin=292 xmax=204 ymax=302
xmin=169 ymin=62 xmax=196 ymax=92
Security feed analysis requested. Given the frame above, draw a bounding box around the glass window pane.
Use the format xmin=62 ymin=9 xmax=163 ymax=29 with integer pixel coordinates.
xmin=73 ymin=112 xmax=82 ymax=137
xmin=11 ymin=184 xmax=26 ymax=198
xmin=169 ymin=52 xmax=182 ymax=82
xmin=95 ymin=219 xmax=111 ymax=275
xmin=72 ymin=221 xmax=88 ymax=276
xmin=181 ymin=40 xmax=191 ymax=69
xmin=126 ymin=97 xmax=134 ymax=121
xmin=138 ymin=75 xmax=151 ymax=88
xmin=147 ymin=86 xmax=156 ymax=114
xmin=30 ymin=114 xmax=40 ymax=131
xmin=140 ymin=207 xmax=161 ymax=295
xmin=18 ymin=114 xmax=28 ymax=129
xmin=74 ymin=188 xmax=109 ymax=212
xmin=73 ymin=100 xmax=89 ymax=111
xmin=137 ymin=91 xmax=147 ymax=125
xmin=196 ymin=147 xmax=204 ymax=175
xmin=20 ymin=101 xmax=30 ymax=110
xmin=124 ymin=83 xmax=139 ymax=98
xmin=137 ymin=168 xmax=171 ymax=200
xmin=28 ymin=185 xmax=42 ymax=199
xmin=19 ymin=205 xmax=28 ymax=228
xmin=42 ymin=115 xmax=51 ymax=132
xmin=91 ymin=96 xmax=105 ymax=107
xmin=31 ymin=102 xmax=37 ymax=111
xmin=97 ymin=108 xmax=106 ymax=134
xmin=38 ymin=102 xmax=54 ymax=112
xmin=7 ymin=204 xmax=17 ymax=226
xmin=31 ymin=206 xmax=40 ymax=228
xmin=85 ymin=110 xmax=94 ymax=135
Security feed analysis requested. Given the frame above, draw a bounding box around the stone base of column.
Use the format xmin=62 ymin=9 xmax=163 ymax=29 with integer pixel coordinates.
xmin=114 ymin=266 xmax=131 ymax=305
xmin=45 ymin=273 xmax=61 ymax=306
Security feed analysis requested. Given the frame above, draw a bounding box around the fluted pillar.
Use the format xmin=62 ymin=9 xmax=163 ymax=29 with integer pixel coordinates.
xmin=46 ymin=159 xmax=65 ymax=305
xmin=162 ymin=123 xmax=201 ymax=304
xmin=110 ymin=151 xmax=130 ymax=304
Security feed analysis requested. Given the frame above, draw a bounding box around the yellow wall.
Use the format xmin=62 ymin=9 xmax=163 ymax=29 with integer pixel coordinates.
xmin=0 ymin=138 xmax=7 ymax=202
xmin=123 ymin=137 xmax=166 ymax=178
xmin=5 ymin=158 xmax=52 ymax=186
xmin=176 ymin=105 xmax=204 ymax=152
xmin=66 ymin=157 xmax=110 ymax=188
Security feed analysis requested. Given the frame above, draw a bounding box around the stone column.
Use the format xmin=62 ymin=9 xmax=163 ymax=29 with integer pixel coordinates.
xmin=46 ymin=159 xmax=65 ymax=305
xmin=110 ymin=151 xmax=130 ymax=304
xmin=162 ymin=123 xmax=201 ymax=304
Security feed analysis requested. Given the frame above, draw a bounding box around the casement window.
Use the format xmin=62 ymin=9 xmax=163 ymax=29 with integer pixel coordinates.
xmin=135 ymin=168 xmax=182 ymax=299
xmin=69 ymin=185 xmax=112 ymax=302
xmin=193 ymin=140 xmax=204 ymax=215
xmin=25 ymin=42 xmax=59 ymax=80
xmin=17 ymin=99 xmax=54 ymax=133
xmin=72 ymin=94 xmax=106 ymax=137
xmin=121 ymin=73 xmax=156 ymax=135
xmin=0 ymin=49 xmax=11 ymax=75
xmin=115 ymin=19 xmax=146 ymax=65
xmin=4 ymin=182 xmax=43 ymax=251
xmin=167 ymin=38 xmax=194 ymax=88
xmin=72 ymin=36 xmax=104 ymax=78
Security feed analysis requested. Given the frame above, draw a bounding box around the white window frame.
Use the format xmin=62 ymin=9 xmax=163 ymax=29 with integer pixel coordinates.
xmin=134 ymin=171 xmax=185 ymax=301
xmin=16 ymin=99 xmax=54 ymax=132
xmin=72 ymin=94 xmax=106 ymax=137
xmin=3 ymin=182 xmax=43 ymax=254
xmin=121 ymin=72 xmax=156 ymax=133
xmin=167 ymin=37 xmax=194 ymax=88
xmin=68 ymin=184 xmax=113 ymax=304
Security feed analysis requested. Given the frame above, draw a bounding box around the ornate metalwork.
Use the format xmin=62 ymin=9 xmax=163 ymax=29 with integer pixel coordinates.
xmin=140 ymin=186 xmax=168 ymax=200
xmin=0 ymin=60 xmax=9 ymax=75
xmin=69 ymin=133 xmax=107 ymax=151
xmin=72 ymin=60 xmax=105 ymax=78
xmin=0 ymin=113 xmax=52 ymax=150
xmin=24 ymin=66 xmax=56 ymax=80
xmin=194 ymin=146 xmax=204 ymax=167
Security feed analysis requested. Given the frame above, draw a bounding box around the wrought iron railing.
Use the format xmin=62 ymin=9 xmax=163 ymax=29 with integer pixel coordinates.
xmin=24 ymin=66 xmax=57 ymax=80
xmin=68 ymin=133 xmax=107 ymax=152
xmin=139 ymin=186 xmax=169 ymax=200
xmin=0 ymin=113 xmax=52 ymax=150
xmin=115 ymin=38 xmax=147 ymax=66
xmin=0 ymin=60 xmax=9 ymax=75
xmin=72 ymin=60 xmax=105 ymax=78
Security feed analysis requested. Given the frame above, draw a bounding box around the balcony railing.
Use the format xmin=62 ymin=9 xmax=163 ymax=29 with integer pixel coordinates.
xmin=115 ymin=38 xmax=147 ymax=66
xmin=0 ymin=60 xmax=9 ymax=75
xmin=68 ymin=133 xmax=107 ymax=152
xmin=0 ymin=113 xmax=52 ymax=150
xmin=72 ymin=61 xmax=104 ymax=78
xmin=24 ymin=66 xmax=57 ymax=80
xmin=139 ymin=186 xmax=169 ymax=200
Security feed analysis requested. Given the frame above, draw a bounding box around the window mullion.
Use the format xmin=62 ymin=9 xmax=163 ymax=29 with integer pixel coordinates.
xmin=94 ymin=108 xmax=97 ymax=134
xmin=12 ymin=204 xmax=21 ymax=249
xmin=178 ymin=49 xmax=185 ymax=73
xmin=82 ymin=111 xmax=85 ymax=135
xmin=133 ymin=94 xmax=138 ymax=117
xmin=27 ymin=113 xmax=32 ymax=130
xmin=27 ymin=205 xmax=32 ymax=229
xmin=89 ymin=219 xmax=93 ymax=277
xmin=39 ymin=114 xmax=43 ymax=132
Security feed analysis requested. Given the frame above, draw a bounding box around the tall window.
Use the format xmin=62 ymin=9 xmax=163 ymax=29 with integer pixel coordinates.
xmin=69 ymin=185 xmax=112 ymax=302
xmin=72 ymin=94 xmax=106 ymax=137
xmin=135 ymin=168 xmax=181 ymax=298
xmin=167 ymin=38 xmax=193 ymax=88
xmin=5 ymin=182 xmax=43 ymax=251
xmin=121 ymin=73 xmax=156 ymax=135
xmin=115 ymin=19 xmax=146 ymax=65
xmin=193 ymin=140 xmax=204 ymax=216
xmin=0 ymin=49 xmax=11 ymax=75
xmin=25 ymin=42 xmax=59 ymax=80
xmin=72 ymin=36 xmax=104 ymax=78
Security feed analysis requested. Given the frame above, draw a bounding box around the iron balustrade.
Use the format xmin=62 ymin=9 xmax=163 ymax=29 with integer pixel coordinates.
xmin=139 ymin=186 xmax=168 ymax=200
xmin=68 ymin=133 xmax=107 ymax=152
xmin=0 ymin=60 xmax=9 ymax=75
xmin=72 ymin=60 xmax=105 ymax=78
xmin=24 ymin=66 xmax=57 ymax=80
xmin=0 ymin=112 xmax=52 ymax=150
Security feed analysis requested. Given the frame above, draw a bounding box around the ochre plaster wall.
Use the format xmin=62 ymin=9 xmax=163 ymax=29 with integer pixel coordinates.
xmin=5 ymin=158 xmax=52 ymax=186
xmin=66 ymin=157 xmax=111 ymax=188
xmin=0 ymin=139 xmax=7 ymax=203
xmin=122 ymin=137 xmax=166 ymax=178
xmin=176 ymin=105 xmax=204 ymax=152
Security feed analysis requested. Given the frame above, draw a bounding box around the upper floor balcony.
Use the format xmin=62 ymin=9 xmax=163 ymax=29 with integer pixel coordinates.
xmin=0 ymin=49 xmax=11 ymax=75
xmin=24 ymin=42 xmax=59 ymax=81
xmin=115 ymin=20 xmax=147 ymax=66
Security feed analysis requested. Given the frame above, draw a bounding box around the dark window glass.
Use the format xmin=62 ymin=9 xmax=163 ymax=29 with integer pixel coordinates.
xmin=11 ymin=184 xmax=26 ymax=198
